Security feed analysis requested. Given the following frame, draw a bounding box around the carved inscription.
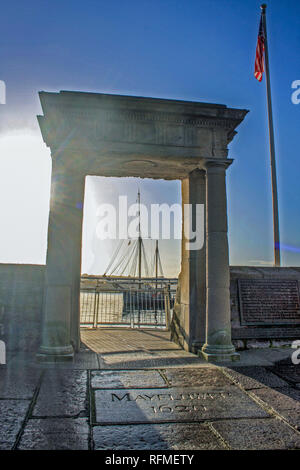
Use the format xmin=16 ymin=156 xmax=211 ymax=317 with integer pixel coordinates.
xmin=238 ymin=279 xmax=300 ymax=326
xmin=110 ymin=390 xmax=230 ymax=414
xmin=94 ymin=387 xmax=267 ymax=424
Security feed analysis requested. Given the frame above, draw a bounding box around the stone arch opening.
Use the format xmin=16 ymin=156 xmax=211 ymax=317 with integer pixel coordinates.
xmin=79 ymin=175 xmax=181 ymax=334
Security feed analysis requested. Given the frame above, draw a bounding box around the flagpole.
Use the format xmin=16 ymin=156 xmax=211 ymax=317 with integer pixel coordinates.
xmin=261 ymin=4 xmax=281 ymax=266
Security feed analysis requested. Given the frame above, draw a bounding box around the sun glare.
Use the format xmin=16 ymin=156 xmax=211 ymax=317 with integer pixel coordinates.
xmin=0 ymin=131 xmax=51 ymax=264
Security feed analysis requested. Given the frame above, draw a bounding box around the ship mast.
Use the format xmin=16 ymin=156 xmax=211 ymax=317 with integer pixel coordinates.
xmin=104 ymin=190 xmax=162 ymax=279
xmin=138 ymin=189 xmax=142 ymax=281
xmin=155 ymin=240 xmax=158 ymax=280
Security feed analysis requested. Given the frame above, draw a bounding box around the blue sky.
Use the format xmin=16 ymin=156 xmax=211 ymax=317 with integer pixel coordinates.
xmin=0 ymin=0 xmax=299 ymax=276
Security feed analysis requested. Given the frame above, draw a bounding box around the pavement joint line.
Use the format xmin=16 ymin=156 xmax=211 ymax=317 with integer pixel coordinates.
xmin=87 ymin=370 xmax=94 ymax=450
xmin=27 ymin=412 xmax=89 ymax=419
xmin=90 ymin=416 xmax=276 ymax=427
xmin=208 ymin=416 xmax=274 ymax=422
xmin=23 ymin=415 xmax=86 ymax=420
xmin=221 ymin=367 xmax=300 ymax=436
xmin=90 ymin=377 xmax=97 ymax=433
xmin=157 ymin=369 xmax=171 ymax=387
xmin=206 ymin=421 xmax=231 ymax=450
xmin=90 ymin=416 xmax=274 ymax=427
xmin=96 ymin=353 xmax=102 ymax=369
xmin=246 ymin=390 xmax=300 ymax=436
xmin=12 ymin=369 xmax=45 ymax=450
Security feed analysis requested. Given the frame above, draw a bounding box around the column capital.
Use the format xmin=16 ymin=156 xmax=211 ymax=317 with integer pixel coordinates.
xmin=188 ymin=168 xmax=206 ymax=178
xmin=203 ymin=158 xmax=233 ymax=171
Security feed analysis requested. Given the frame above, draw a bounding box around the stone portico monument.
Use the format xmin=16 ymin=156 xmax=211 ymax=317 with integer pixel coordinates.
xmin=37 ymin=91 xmax=248 ymax=361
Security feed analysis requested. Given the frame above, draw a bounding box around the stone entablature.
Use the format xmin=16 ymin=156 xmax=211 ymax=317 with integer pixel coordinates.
xmin=38 ymin=91 xmax=248 ymax=179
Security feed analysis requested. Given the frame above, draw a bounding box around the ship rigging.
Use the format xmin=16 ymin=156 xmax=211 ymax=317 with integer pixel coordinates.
xmin=103 ymin=190 xmax=164 ymax=280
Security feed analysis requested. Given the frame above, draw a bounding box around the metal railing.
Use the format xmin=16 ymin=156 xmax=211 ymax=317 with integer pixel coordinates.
xmin=80 ymin=277 xmax=177 ymax=329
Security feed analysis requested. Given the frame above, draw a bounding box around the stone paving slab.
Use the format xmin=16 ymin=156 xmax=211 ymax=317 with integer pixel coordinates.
xmin=248 ymin=387 xmax=300 ymax=413
xmin=269 ymin=364 xmax=300 ymax=388
xmin=0 ymin=335 xmax=299 ymax=450
xmin=0 ymin=368 xmax=41 ymax=399
xmin=94 ymin=386 xmax=269 ymax=424
xmin=93 ymin=422 xmax=226 ymax=450
xmin=40 ymin=351 xmax=99 ymax=370
xmin=274 ymin=409 xmax=300 ymax=431
xmin=247 ymin=387 xmax=300 ymax=431
xmin=3 ymin=351 xmax=99 ymax=370
xmin=83 ymin=329 xmax=207 ymax=370
xmin=0 ymin=400 xmax=30 ymax=450
xmin=91 ymin=370 xmax=167 ymax=389
xmin=228 ymin=348 xmax=294 ymax=367
xmin=99 ymin=354 xmax=205 ymax=369
xmin=162 ymin=367 xmax=233 ymax=388
xmin=82 ymin=329 xmax=177 ymax=355
xmin=18 ymin=418 xmax=89 ymax=450
xmin=211 ymin=417 xmax=300 ymax=450
xmin=223 ymin=366 xmax=289 ymax=390
xmin=33 ymin=370 xmax=87 ymax=417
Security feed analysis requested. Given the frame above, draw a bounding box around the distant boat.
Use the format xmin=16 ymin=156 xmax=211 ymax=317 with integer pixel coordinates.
xmin=122 ymin=288 xmax=169 ymax=314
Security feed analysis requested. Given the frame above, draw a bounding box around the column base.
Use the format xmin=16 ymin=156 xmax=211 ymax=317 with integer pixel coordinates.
xmin=36 ymin=345 xmax=74 ymax=363
xmin=191 ymin=340 xmax=205 ymax=354
xmin=200 ymin=344 xmax=240 ymax=362
xmin=200 ymin=350 xmax=240 ymax=362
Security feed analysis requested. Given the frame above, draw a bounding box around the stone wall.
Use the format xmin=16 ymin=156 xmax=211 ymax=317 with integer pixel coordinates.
xmin=1 ymin=263 xmax=299 ymax=353
xmin=0 ymin=264 xmax=45 ymax=352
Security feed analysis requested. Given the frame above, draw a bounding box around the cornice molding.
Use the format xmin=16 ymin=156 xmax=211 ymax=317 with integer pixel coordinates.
xmin=51 ymin=108 xmax=244 ymax=131
xmin=38 ymin=92 xmax=248 ymax=156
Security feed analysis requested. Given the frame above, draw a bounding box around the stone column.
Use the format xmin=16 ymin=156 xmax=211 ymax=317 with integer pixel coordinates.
xmin=201 ymin=161 xmax=239 ymax=362
xmin=37 ymin=167 xmax=85 ymax=361
xmin=171 ymin=169 xmax=206 ymax=352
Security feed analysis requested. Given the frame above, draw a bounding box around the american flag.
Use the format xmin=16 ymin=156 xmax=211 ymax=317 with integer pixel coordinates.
xmin=254 ymin=14 xmax=265 ymax=81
